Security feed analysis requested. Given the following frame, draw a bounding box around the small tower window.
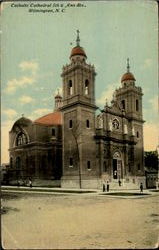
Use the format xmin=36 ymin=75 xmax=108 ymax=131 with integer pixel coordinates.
xmin=138 ymin=163 xmax=140 ymax=170
xmin=121 ymin=100 xmax=125 ymax=109
xmin=136 ymin=131 xmax=139 ymax=138
xmin=136 ymin=99 xmax=139 ymax=111
xmin=69 ymin=120 xmax=73 ymax=128
xmin=69 ymin=158 xmax=73 ymax=167
xmin=69 ymin=80 xmax=73 ymax=95
xmin=86 ymin=119 xmax=90 ymax=128
xmin=52 ymin=128 xmax=55 ymax=136
xmin=87 ymin=161 xmax=91 ymax=170
xmin=85 ymin=79 xmax=89 ymax=95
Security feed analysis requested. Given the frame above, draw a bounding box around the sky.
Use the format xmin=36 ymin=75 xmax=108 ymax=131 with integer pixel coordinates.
xmin=1 ymin=0 xmax=158 ymax=163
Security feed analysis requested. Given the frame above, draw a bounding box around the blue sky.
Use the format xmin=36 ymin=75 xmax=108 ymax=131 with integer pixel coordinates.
xmin=1 ymin=0 xmax=158 ymax=163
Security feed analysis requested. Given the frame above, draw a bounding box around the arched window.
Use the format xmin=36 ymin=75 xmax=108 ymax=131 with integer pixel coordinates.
xmin=10 ymin=157 xmax=13 ymax=168
xmin=52 ymin=128 xmax=55 ymax=136
xmin=85 ymin=79 xmax=89 ymax=95
xmin=86 ymin=119 xmax=90 ymax=128
xmin=16 ymin=157 xmax=21 ymax=169
xmin=16 ymin=132 xmax=28 ymax=146
xmin=69 ymin=158 xmax=73 ymax=167
xmin=69 ymin=80 xmax=73 ymax=95
xmin=69 ymin=120 xmax=73 ymax=128
xmin=87 ymin=161 xmax=91 ymax=170
xmin=136 ymin=99 xmax=139 ymax=111
xmin=136 ymin=131 xmax=139 ymax=138
xmin=121 ymin=100 xmax=125 ymax=110
xmin=112 ymin=118 xmax=120 ymax=130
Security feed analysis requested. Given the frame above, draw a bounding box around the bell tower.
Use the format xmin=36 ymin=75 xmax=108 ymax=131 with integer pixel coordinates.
xmin=116 ymin=58 xmax=143 ymax=120
xmin=61 ymin=31 xmax=99 ymax=189
xmin=62 ymin=30 xmax=96 ymax=107
xmin=115 ymin=59 xmax=145 ymax=179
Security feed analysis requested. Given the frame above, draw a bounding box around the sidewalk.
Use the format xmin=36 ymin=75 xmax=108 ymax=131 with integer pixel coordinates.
xmin=1 ymin=185 xmax=158 ymax=198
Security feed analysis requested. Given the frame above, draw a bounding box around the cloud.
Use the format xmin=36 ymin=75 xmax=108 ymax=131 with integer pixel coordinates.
xmin=4 ymin=60 xmax=39 ymax=94
xmin=4 ymin=76 xmax=36 ymax=94
xmin=19 ymin=95 xmax=35 ymax=104
xmin=96 ymin=82 xmax=119 ymax=106
xmin=144 ymin=122 xmax=158 ymax=151
xmin=19 ymin=61 xmax=39 ymax=75
xmin=142 ymin=58 xmax=152 ymax=69
xmin=2 ymin=108 xmax=18 ymax=119
xmin=31 ymin=108 xmax=52 ymax=119
xmin=149 ymin=95 xmax=158 ymax=113
xmin=1 ymin=120 xmax=15 ymax=163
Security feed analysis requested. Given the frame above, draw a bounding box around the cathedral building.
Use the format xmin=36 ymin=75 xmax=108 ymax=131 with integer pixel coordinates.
xmin=8 ymin=31 xmax=145 ymax=189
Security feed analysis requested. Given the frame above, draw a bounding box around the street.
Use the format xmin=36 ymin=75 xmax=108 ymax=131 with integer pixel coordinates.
xmin=1 ymin=190 xmax=159 ymax=249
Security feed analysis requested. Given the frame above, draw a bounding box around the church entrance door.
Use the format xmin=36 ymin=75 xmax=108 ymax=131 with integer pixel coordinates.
xmin=113 ymin=159 xmax=117 ymax=179
xmin=113 ymin=152 xmax=122 ymax=180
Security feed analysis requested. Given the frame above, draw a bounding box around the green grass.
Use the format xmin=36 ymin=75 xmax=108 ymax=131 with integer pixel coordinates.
xmin=101 ymin=192 xmax=150 ymax=196
xmin=1 ymin=187 xmax=96 ymax=194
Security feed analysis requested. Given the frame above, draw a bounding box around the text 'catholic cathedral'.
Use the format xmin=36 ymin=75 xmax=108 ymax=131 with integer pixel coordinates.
xmin=9 ymin=31 xmax=146 ymax=189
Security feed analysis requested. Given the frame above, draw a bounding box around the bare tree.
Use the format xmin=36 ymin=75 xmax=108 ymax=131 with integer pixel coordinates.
xmin=71 ymin=121 xmax=82 ymax=188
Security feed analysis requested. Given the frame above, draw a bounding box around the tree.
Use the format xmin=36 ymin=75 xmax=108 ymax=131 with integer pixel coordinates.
xmin=144 ymin=151 xmax=158 ymax=171
xmin=71 ymin=121 xmax=82 ymax=188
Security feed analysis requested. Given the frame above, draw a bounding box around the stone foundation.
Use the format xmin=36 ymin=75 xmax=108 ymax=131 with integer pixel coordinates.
xmin=61 ymin=175 xmax=146 ymax=190
xmin=61 ymin=176 xmax=101 ymax=189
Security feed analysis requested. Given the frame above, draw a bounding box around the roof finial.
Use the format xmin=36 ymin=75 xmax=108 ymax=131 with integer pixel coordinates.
xmin=76 ymin=29 xmax=80 ymax=46
xmin=22 ymin=114 xmax=24 ymax=117
xmin=127 ymin=58 xmax=130 ymax=72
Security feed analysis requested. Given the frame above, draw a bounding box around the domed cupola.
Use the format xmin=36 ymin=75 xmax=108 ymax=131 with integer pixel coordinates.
xmin=70 ymin=30 xmax=87 ymax=61
xmin=121 ymin=58 xmax=136 ymax=87
xmin=54 ymin=89 xmax=62 ymax=111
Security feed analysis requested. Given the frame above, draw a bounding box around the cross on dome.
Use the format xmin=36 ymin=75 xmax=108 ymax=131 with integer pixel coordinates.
xmin=76 ymin=29 xmax=80 ymax=46
xmin=70 ymin=30 xmax=87 ymax=58
xmin=127 ymin=58 xmax=130 ymax=72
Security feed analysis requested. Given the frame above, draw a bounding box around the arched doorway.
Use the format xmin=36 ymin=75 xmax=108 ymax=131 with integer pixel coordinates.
xmin=112 ymin=151 xmax=122 ymax=180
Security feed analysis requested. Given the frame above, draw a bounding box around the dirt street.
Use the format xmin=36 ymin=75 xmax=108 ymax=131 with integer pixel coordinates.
xmin=1 ymin=192 xmax=159 ymax=249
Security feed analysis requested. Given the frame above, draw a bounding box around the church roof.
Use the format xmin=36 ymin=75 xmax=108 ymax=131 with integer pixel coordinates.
xmin=14 ymin=117 xmax=33 ymax=126
xmin=121 ymin=72 xmax=136 ymax=82
xmin=34 ymin=111 xmax=62 ymax=126
xmin=70 ymin=46 xmax=87 ymax=58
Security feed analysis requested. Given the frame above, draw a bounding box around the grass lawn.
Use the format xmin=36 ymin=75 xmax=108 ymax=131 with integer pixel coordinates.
xmin=101 ymin=192 xmax=150 ymax=196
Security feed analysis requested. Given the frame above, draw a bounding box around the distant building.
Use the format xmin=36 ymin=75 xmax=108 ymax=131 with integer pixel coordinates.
xmin=8 ymin=31 xmax=146 ymax=188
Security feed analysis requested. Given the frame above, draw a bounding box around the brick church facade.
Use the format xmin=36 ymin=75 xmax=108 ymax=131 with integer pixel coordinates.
xmin=8 ymin=32 xmax=145 ymax=188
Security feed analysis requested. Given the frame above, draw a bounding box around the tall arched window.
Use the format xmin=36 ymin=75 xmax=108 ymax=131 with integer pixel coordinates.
xmin=69 ymin=80 xmax=73 ymax=95
xmin=16 ymin=132 xmax=28 ymax=146
xmin=16 ymin=157 xmax=21 ymax=169
xmin=10 ymin=157 xmax=13 ymax=168
xmin=136 ymin=99 xmax=139 ymax=111
xmin=85 ymin=79 xmax=89 ymax=95
xmin=121 ymin=100 xmax=125 ymax=109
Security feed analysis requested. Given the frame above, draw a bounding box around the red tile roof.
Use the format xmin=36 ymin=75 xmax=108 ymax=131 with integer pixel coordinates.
xmin=70 ymin=46 xmax=87 ymax=58
xmin=34 ymin=112 xmax=62 ymax=126
xmin=121 ymin=72 xmax=136 ymax=82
